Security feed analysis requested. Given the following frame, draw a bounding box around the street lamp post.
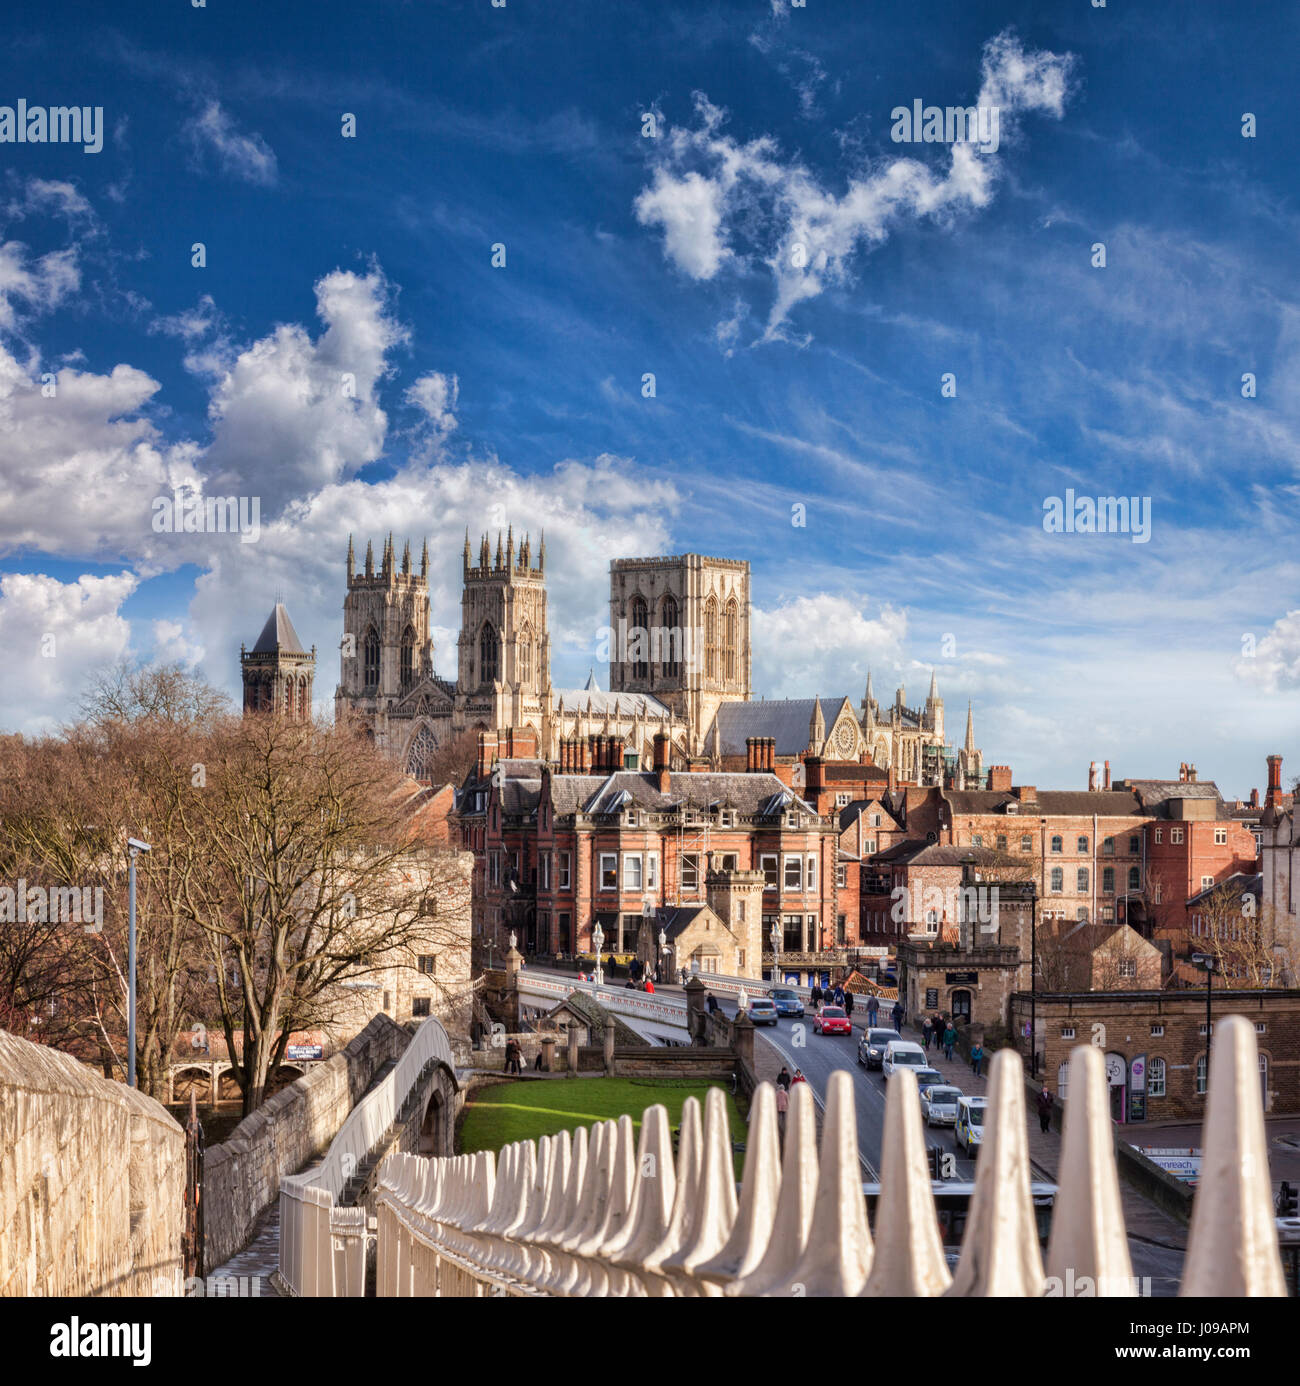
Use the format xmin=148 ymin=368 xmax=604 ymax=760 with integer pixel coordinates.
xmin=659 ymin=927 xmax=670 ymax=985
xmin=1191 ymin=951 xmax=1216 ymax=1087
xmin=1029 ymin=880 xmax=1038 ymax=1080
xmin=592 ymin=920 xmax=605 ymax=988
xmin=770 ymin=921 xmax=782 ymax=987
xmin=126 ymin=837 xmax=152 ymax=1089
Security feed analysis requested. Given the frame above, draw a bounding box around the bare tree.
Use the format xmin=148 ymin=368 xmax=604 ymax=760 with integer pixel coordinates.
xmin=422 ymin=727 xmax=481 ymax=788
xmin=1191 ymin=886 xmax=1293 ymax=988
xmin=184 ymin=714 xmax=469 ymax=1113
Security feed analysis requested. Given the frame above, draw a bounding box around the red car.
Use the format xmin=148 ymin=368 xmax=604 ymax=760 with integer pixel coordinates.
xmin=813 ymin=1005 xmax=852 ymax=1035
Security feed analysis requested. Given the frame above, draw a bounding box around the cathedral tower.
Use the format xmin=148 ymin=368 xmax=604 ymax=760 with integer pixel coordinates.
xmin=608 ymin=553 xmax=750 ymax=754
xmin=242 ymin=603 xmax=316 ymax=719
xmin=335 ymin=533 xmax=434 ymax=756
xmin=455 ymin=528 xmax=550 ymax=739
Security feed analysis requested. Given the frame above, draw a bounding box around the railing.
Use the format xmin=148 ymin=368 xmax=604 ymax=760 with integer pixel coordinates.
xmin=374 ymin=1015 xmax=1285 ymax=1297
xmin=278 ymin=1016 xmax=456 ymax=1296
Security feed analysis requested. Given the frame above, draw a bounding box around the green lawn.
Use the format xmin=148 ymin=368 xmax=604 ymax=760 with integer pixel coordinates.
xmin=459 ymin=1077 xmax=747 ymax=1175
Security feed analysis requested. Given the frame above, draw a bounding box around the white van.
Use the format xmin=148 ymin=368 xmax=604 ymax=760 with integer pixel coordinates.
xmin=880 ymin=1040 xmax=928 ymax=1079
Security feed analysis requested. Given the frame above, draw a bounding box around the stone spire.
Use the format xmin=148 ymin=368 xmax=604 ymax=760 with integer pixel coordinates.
xmin=964 ymin=702 xmax=976 ymax=755
xmin=346 ymin=534 xmax=354 ymax=582
xmin=421 ymin=537 xmax=428 ymax=578
xmin=495 ymin=531 xmax=504 ymax=570
xmin=506 ymin=525 xmax=514 ymax=569
xmin=463 ymin=528 xmax=471 ymax=575
xmin=810 ymin=697 xmax=826 ymax=748
xmin=480 ymin=533 xmax=490 ymax=570
xmin=401 ymin=538 xmax=411 ymax=576
xmin=364 ymin=538 xmax=374 ymax=578
xmin=929 ymin=670 xmax=938 ymax=702
xmin=382 ymin=532 xmax=394 ymax=580
xmin=538 ymin=529 xmax=546 ymax=573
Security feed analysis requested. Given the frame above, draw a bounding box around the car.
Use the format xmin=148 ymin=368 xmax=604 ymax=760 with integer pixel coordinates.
xmin=918 ymin=1085 xmax=964 ymax=1127
xmin=881 ymin=1040 xmax=929 ymax=1079
xmin=813 ymin=1005 xmax=852 ymax=1035
xmin=770 ymin=988 xmax=805 ymax=1018
xmin=914 ymin=1067 xmax=945 ymax=1092
xmin=858 ymin=1027 xmax=901 ymax=1069
xmin=954 ymin=1096 xmax=988 ymax=1155
xmin=746 ymin=997 xmax=779 ymax=1027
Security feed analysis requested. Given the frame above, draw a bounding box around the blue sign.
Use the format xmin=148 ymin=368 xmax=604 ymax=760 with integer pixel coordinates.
xmin=287 ymin=1044 xmax=323 ymax=1061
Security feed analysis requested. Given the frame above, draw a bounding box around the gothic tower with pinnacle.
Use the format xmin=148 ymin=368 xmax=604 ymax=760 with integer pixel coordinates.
xmin=242 ymin=602 xmax=316 ymax=719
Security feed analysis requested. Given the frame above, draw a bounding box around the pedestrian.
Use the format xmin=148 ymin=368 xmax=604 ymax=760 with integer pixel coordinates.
xmin=867 ymin=996 xmax=879 ymax=1027
xmin=943 ymin=1022 xmax=957 ymax=1062
xmin=791 ymin=1068 xmax=808 ymax=1085
xmin=775 ymin=1082 xmax=789 ymax=1145
xmin=679 ymin=967 xmax=688 ymax=986
xmin=810 ymin=982 xmax=824 ymax=1009
xmin=505 ymin=1039 xmax=522 ymax=1075
xmin=776 ymin=1065 xmax=791 ymax=1090
xmin=644 ymin=978 xmax=654 ymax=995
xmin=921 ymin=1017 xmax=933 ymax=1049
xmin=970 ymin=1041 xmax=984 ymax=1078
xmin=832 ymin=985 xmax=845 ymax=1007
xmin=891 ymin=1000 xmax=904 ymax=1031
xmin=843 ymin=991 xmax=855 ymax=1019
xmin=706 ymin=991 xmax=719 ymax=1014
xmin=1037 ymin=1085 xmax=1054 ymax=1134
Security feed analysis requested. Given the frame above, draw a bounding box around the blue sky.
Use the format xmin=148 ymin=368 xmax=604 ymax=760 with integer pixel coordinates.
xmin=2 ymin=0 xmax=1298 ymax=797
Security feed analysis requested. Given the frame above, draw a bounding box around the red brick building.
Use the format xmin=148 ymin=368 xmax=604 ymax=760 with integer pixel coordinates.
xmin=458 ymin=732 xmax=838 ymax=980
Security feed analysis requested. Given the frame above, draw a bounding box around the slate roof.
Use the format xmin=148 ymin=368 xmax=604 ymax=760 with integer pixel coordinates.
xmin=839 ymin=799 xmax=905 ymax=833
xmin=1186 ymin=872 xmax=1262 ymax=907
xmin=871 ymin=841 xmax=1009 ymax=868
xmin=654 ymin=904 xmax=713 ymax=940
xmin=250 ymin=603 xmax=306 ymax=655
xmin=553 ymin=688 xmax=673 ymax=719
xmin=1121 ymin=779 xmax=1228 ymax=817
xmin=942 ymin=789 xmax=1145 ymax=818
xmin=710 ymin=697 xmax=853 ymax=756
xmin=544 ymin=770 xmax=819 ymax=819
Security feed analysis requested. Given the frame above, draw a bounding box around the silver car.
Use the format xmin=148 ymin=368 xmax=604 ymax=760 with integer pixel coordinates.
xmin=918 ymin=1084 xmax=963 ymax=1127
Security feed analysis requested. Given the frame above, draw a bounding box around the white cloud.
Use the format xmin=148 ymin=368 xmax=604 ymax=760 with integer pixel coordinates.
xmin=404 ymin=371 xmax=459 ymax=457
xmin=150 ymin=618 xmax=205 ymax=669
xmin=636 ymin=30 xmax=1074 ymax=341
xmin=197 ymin=267 xmax=409 ymax=508
xmin=1237 ymin=610 xmax=1300 ymax=692
xmin=184 ymin=101 xmax=278 ymax=186
xmin=752 ymin=593 xmax=907 ymax=696
xmin=0 ymin=344 xmax=202 ymax=560
xmin=0 ymin=571 xmax=137 ymax=733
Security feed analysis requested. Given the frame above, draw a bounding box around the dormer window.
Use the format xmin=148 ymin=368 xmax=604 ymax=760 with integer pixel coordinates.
xmin=786 ymin=812 xmax=797 ymax=828
xmin=1005 ymin=802 xmax=1018 ymax=814
xmin=627 ymin=810 xmax=638 ymax=827
xmin=720 ymin=810 xmax=734 ymax=828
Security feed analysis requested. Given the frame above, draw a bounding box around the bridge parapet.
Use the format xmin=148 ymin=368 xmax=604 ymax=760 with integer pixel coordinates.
xmin=367 ymin=1016 xmax=1285 ymax=1299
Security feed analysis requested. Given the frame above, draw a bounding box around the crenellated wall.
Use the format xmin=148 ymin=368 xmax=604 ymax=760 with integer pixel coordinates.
xmin=0 ymin=1028 xmax=185 ymax=1297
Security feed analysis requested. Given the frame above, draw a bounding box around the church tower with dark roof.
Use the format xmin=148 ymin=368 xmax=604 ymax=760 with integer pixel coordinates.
xmin=241 ymin=603 xmax=316 ymax=719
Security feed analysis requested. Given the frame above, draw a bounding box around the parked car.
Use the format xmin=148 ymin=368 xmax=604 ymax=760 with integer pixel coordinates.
xmin=746 ymin=997 xmax=779 ymax=1027
xmin=919 ymin=1084 xmax=964 ymax=1127
xmin=770 ymin=988 xmax=805 ymax=1018
xmin=954 ymin=1096 xmax=988 ymax=1155
xmin=881 ymin=1040 xmax=929 ymax=1079
xmin=858 ymin=1027 xmax=901 ymax=1069
xmin=813 ymin=1005 xmax=852 ymax=1035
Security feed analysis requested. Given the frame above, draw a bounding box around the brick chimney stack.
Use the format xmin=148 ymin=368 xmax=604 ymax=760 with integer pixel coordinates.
xmin=746 ymin=736 xmax=760 ymax=772
xmin=1104 ymin=760 xmax=1111 ymax=791
xmin=765 ymin=737 xmax=775 ymax=772
xmin=1250 ymin=786 xmax=1260 ymax=809
xmin=988 ymin=765 xmax=1012 ymax=792
xmin=653 ymin=732 xmax=671 ymax=792
xmin=1266 ymin=754 xmax=1283 ymax=808
xmin=476 ymin=731 xmax=492 ymax=779
xmin=805 ymin=755 xmax=825 ymax=796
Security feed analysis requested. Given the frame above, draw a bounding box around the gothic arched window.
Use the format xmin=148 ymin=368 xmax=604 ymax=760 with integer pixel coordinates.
xmin=661 ymin=594 xmax=681 ymax=678
xmin=724 ymin=598 xmax=738 ymax=684
xmin=283 ymin=679 xmax=293 ymax=715
xmin=363 ymin=627 xmax=380 ymax=689
xmin=518 ymin=624 xmax=532 ymax=685
xmin=479 ymin=623 xmax=500 ymax=686
xmin=704 ymin=596 xmax=719 ymax=682
xmin=400 ymin=626 xmax=416 ymax=692
xmin=629 ymin=596 xmax=649 ymax=681
xmin=297 ymin=678 xmax=309 ymax=720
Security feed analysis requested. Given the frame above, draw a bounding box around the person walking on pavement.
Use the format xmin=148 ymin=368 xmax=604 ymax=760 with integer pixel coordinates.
xmin=810 ymin=982 xmax=824 ymax=1010
xmin=776 ymin=1066 xmax=791 ymax=1090
xmin=970 ymin=1041 xmax=984 ymax=1078
xmin=791 ymin=1068 xmax=808 ymax=1085
xmin=891 ymin=1000 xmax=904 ymax=1031
xmin=921 ymin=1017 xmax=933 ymax=1050
xmin=867 ymin=995 xmax=879 ymax=1026
xmin=776 ymin=1082 xmax=789 ymax=1145
xmin=843 ymin=991 xmax=855 ymax=1020
xmin=942 ymin=1022 xmax=957 ymax=1062
xmin=1037 ymin=1085 xmax=1054 ymax=1134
